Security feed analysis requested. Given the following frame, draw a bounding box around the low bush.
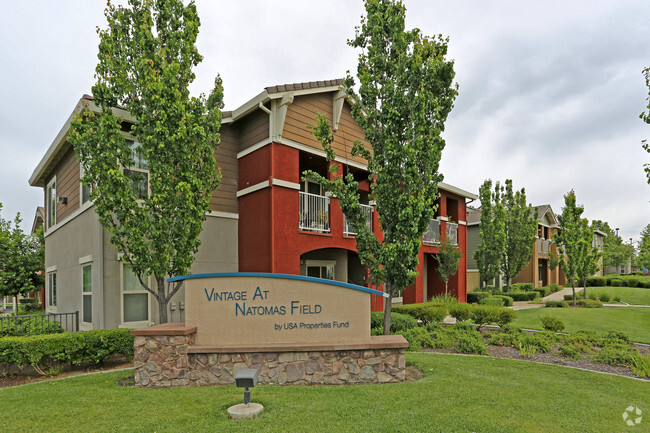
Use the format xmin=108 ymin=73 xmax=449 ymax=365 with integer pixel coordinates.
xmin=510 ymin=283 xmax=534 ymax=292
xmin=602 ymin=330 xmax=630 ymax=345
xmin=610 ymin=279 xmax=624 ymax=287
xmin=586 ymin=277 xmax=607 ymax=287
xmin=613 ymin=295 xmax=622 ymax=303
xmin=548 ymin=284 xmax=562 ymax=293
xmin=643 ymin=281 xmax=650 ymax=289
xmin=479 ymin=297 xmax=504 ymax=307
xmin=626 ymin=278 xmax=640 ymax=288
xmin=569 ymin=330 xmax=601 ymax=349
xmin=18 ymin=298 xmax=40 ymax=313
xmin=545 ymin=301 xmax=569 ymax=308
xmin=401 ymin=327 xmax=434 ymax=351
xmin=471 ymin=305 xmax=516 ymax=328
xmin=506 ymin=292 xmax=538 ymax=302
xmin=492 ymin=295 xmax=514 ymax=307
xmin=594 ymin=343 xmax=638 ymax=366
xmin=563 ymin=294 xmax=575 ymax=301
xmin=540 ymin=315 xmax=565 ymax=332
xmin=427 ymin=324 xmax=455 ymax=349
xmin=558 ymin=344 xmax=582 ymax=360
xmin=392 ymin=303 xmax=447 ymax=325
xmin=428 ymin=294 xmax=458 ymax=308
xmin=0 ymin=329 xmax=133 ymax=372
xmin=452 ymin=321 xmax=476 ymax=332
xmin=576 ymin=299 xmax=603 ymax=308
xmin=533 ymin=286 xmax=551 ymax=298
xmin=631 ymin=352 xmax=650 ymax=378
xmin=370 ymin=312 xmax=418 ymax=333
xmin=455 ymin=331 xmax=488 ymax=355
xmin=597 ymin=292 xmax=611 ymax=303
xmin=519 ymin=333 xmax=553 ymax=353
xmin=449 ymin=303 xmax=472 ymax=322
xmin=466 ymin=292 xmax=490 ymax=304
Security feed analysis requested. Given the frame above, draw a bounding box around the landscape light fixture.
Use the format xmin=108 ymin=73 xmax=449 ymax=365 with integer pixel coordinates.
xmin=228 ymin=368 xmax=264 ymax=419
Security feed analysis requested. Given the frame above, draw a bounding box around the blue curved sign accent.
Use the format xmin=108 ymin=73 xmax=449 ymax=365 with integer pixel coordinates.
xmin=168 ymin=272 xmax=389 ymax=298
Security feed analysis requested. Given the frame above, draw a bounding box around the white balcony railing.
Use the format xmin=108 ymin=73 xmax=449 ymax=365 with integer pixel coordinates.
xmin=344 ymin=204 xmax=374 ymax=236
xmin=299 ymin=191 xmax=330 ymax=233
xmin=423 ymin=219 xmax=441 ymax=244
xmin=446 ymin=222 xmax=458 ymax=246
xmin=544 ymin=239 xmax=550 ymax=254
xmin=538 ymin=238 xmax=543 ymax=254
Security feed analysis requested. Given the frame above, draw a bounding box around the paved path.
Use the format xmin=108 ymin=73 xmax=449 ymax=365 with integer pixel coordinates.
xmin=542 ymin=286 xmax=583 ymax=301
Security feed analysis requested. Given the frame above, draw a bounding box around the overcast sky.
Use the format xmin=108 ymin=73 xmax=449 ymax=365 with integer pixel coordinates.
xmin=1 ymin=0 xmax=648 ymax=243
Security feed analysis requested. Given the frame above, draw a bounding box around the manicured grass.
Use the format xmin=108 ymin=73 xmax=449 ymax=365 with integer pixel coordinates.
xmin=1 ymin=354 xmax=649 ymax=433
xmin=584 ymin=286 xmax=650 ymax=305
xmin=514 ymin=307 xmax=650 ymax=343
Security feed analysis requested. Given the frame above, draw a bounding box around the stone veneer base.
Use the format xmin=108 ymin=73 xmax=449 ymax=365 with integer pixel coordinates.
xmin=131 ymin=323 xmax=408 ymax=387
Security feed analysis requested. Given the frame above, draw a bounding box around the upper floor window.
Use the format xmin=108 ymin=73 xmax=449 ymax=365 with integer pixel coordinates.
xmin=47 ymin=272 xmax=57 ymax=308
xmin=46 ymin=178 xmax=56 ymax=228
xmin=123 ymin=141 xmax=149 ymax=200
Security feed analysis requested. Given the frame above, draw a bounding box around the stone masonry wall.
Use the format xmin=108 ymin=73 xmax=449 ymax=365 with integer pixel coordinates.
xmin=132 ymin=333 xmax=405 ymax=387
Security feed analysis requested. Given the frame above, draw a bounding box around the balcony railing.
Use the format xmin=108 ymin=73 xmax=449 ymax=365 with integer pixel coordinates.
xmin=299 ymin=192 xmax=330 ymax=233
xmin=544 ymin=239 xmax=550 ymax=254
xmin=446 ymin=222 xmax=458 ymax=246
xmin=423 ymin=219 xmax=441 ymax=245
xmin=538 ymin=238 xmax=543 ymax=254
xmin=344 ymin=204 xmax=374 ymax=236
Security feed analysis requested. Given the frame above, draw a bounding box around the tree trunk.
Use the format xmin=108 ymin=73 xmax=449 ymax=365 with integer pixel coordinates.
xmin=444 ymin=280 xmax=449 ymax=296
xmin=571 ymin=282 xmax=576 ymax=306
xmin=383 ymin=281 xmax=393 ymax=335
xmin=156 ymin=277 xmax=168 ymax=324
xmin=582 ymin=278 xmax=588 ymax=299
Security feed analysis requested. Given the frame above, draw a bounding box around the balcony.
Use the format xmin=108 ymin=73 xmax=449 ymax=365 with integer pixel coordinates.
xmin=299 ymin=192 xmax=330 ymax=233
xmin=423 ymin=219 xmax=441 ymax=245
xmin=538 ymin=238 xmax=550 ymax=254
xmin=343 ymin=204 xmax=374 ymax=236
xmin=446 ymin=222 xmax=458 ymax=246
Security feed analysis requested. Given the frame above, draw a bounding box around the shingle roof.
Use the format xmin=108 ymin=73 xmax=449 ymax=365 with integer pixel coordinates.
xmin=466 ymin=206 xmax=482 ymax=225
xmin=265 ymin=79 xmax=344 ymax=94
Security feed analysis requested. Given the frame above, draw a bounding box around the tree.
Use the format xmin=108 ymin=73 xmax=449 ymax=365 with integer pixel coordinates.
xmin=305 ymin=0 xmax=458 ymax=334
xmin=501 ymin=180 xmax=537 ymax=291
xmin=0 ymin=206 xmax=45 ymax=303
xmin=555 ymin=190 xmax=589 ymax=305
xmin=436 ymin=236 xmax=462 ymax=297
xmin=641 ymin=67 xmax=650 ymax=184
xmin=68 ymin=0 xmax=224 ymax=323
xmin=474 ymin=180 xmax=505 ymax=289
xmin=575 ymin=219 xmax=601 ymax=299
xmin=638 ymin=224 xmax=650 ymax=269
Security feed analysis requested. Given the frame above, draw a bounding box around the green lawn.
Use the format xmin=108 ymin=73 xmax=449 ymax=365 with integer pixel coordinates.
xmin=584 ymin=286 xmax=650 ymax=305
xmin=514 ymin=307 xmax=650 ymax=343
xmin=1 ymin=354 xmax=648 ymax=433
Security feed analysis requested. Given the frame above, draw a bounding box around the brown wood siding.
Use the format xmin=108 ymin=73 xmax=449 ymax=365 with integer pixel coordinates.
xmin=237 ymin=109 xmax=269 ymax=151
xmin=55 ymin=147 xmax=80 ymax=223
xmin=283 ymin=93 xmax=369 ymax=165
xmin=210 ymin=124 xmax=238 ymax=214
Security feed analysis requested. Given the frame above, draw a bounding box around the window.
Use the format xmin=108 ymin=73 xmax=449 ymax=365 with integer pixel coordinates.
xmin=46 ymin=178 xmax=56 ymax=228
xmin=47 ymin=272 xmax=57 ymax=307
xmin=122 ymin=264 xmax=149 ymax=323
xmin=305 ymin=261 xmax=335 ymax=280
xmin=123 ymin=141 xmax=149 ymax=200
xmin=82 ymin=265 xmax=92 ymax=324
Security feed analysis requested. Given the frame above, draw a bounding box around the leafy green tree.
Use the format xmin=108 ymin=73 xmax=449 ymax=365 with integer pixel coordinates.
xmin=0 ymin=206 xmax=45 ymax=303
xmin=436 ymin=236 xmax=462 ymax=296
xmin=68 ymin=0 xmax=223 ymax=323
xmin=501 ymin=180 xmax=537 ymax=291
xmin=576 ymin=220 xmax=601 ymax=299
xmin=474 ymin=180 xmax=505 ymax=289
xmin=305 ymin=0 xmax=458 ymax=334
xmin=555 ymin=190 xmax=591 ymax=305
xmin=638 ymin=224 xmax=650 ymax=269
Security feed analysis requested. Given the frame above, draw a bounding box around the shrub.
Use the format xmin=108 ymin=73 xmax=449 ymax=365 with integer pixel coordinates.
xmin=540 ymin=315 xmax=565 ymax=332
xmin=631 ymin=352 xmax=650 ymax=378
xmin=470 ymin=305 xmax=516 ymax=328
xmin=0 ymin=316 xmax=64 ymax=337
xmin=401 ymin=327 xmax=433 ymax=351
xmin=392 ymin=303 xmax=447 ymax=325
xmin=466 ymin=292 xmax=489 ymax=304
xmin=452 ymin=321 xmax=477 ymax=332
xmin=603 ymin=330 xmax=630 ymax=345
xmin=492 ymin=295 xmax=514 ymax=307
xmin=611 ymin=279 xmax=623 ymax=287
xmin=548 ymin=284 xmax=562 ymax=293
xmin=518 ymin=341 xmax=537 ymax=358
xmin=587 ymin=292 xmax=598 ymax=300
xmin=427 ymin=324 xmax=455 ymax=349
xmin=576 ymin=299 xmax=603 ymax=308
xmin=494 ymin=308 xmax=517 ymax=327
xmin=449 ymin=303 xmax=472 ymax=322
xmin=429 ymin=294 xmax=458 ymax=308
xmin=545 ymin=301 xmax=569 ymax=308
xmin=570 ymin=330 xmax=601 ymax=348
xmin=597 ymin=292 xmax=611 ymax=303
xmin=626 ymin=278 xmax=640 ymax=288
xmin=18 ymin=298 xmax=40 ymax=313
xmin=504 ymin=292 xmax=538 ymax=302
xmin=455 ymin=331 xmax=487 ymax=355
xmin=563 ymin=294 xmax=575 ymax=301
xmin=594 ymin=343 xmax=637 ymax=366
xmin=613 ymin=295 xmax=622 ymax=303
xmin=510 ymin=283 xmax=534 ymax=292
xmin=586 ymin=277 xmax=607 ymax=287
xmin=479 ymin=297 xmax=504 ymax=307
xmin=533 ymin=286 xmax=551 ymax=298
xmin=558 ymin=344 xmax=582 ymax=360
xmin=0 ymin=329 xmax=134 ymax=371
xmin=643 ymin=281 xmax=650 ymax=289
xmin=370 ymin=312 xmax=418 ymax=333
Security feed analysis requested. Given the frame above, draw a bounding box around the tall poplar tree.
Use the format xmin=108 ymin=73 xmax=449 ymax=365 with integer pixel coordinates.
xmin=576 ymin=219 xmax=601 ymax=299
xmin=68 ymin=0 xmax=224 ymax=323
xmin=501 ymin=180 xmax=537 ymax=291
xmin=638 ymin=224 xmax=650 ymax=269
xmin=305 ymin=0 xmax=458 ymax=334
xmin=641 ymin=67 xmax=649 ymax=183
xmin=555 ymin=190 xmax=588 ymax=305
xmin=474 ymin=180 xmax=505 ymax=289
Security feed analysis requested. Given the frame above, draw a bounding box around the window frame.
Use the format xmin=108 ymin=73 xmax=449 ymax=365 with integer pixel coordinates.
xmin=46 ymin=177 xmax=57 ymax=228
xmin=47 ymin=272 xmax=57 ymax=311
xmin=305 ymin=260 xmax=336 ymax=280
xmin=122 ymin=140 xmax=150 ymax=200
xmin=81 ymin=264 xmax=92 ymax=325
xmin=79 ymin=164 xmax=92 ymax=205
xmin=120 ymin=262 xmax=151 ymax=325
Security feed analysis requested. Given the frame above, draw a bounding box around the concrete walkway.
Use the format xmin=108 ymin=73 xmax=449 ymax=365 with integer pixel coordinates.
xmin=509 ymin=286 xmax=583 ymax=311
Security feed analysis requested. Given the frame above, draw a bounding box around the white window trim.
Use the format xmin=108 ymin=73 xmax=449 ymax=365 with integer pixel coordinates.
xmin=46 ymin=176 xmax=57 ymax=229
xmin=81 ymin=263 xmax=93 ymax=326
xmin=46 ymin=271 xmax=57 ymax=313
xmin=120 ymin=262 xmax=152 ymax=326
xmin=305 ymin=260 xmax=336 ymax=280
xmin=79 ymin=164 xmax=92 ymax=205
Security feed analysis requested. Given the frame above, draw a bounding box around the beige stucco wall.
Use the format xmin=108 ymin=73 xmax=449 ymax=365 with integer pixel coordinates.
xmin=467 ymin=270 xmax=480 ymax=292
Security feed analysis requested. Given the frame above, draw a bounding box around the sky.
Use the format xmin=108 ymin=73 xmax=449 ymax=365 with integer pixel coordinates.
xmin=0 ymin=0 xmax=648 ymax=243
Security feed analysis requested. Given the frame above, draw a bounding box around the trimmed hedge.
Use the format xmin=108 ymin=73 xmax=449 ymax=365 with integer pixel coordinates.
xmin=370 ymin=312 xmax=418 ymax=333
xmin=504 ymin=291 xmax=538 ymax=301
xmin=392 ymin=303 xmax=447 ymax=324
xmin=533 ymin=286 xmax=551 ymax=298
xmin=576 ymin=298 xmax=604 ymax=308
xmin=479 ymin=297 xmax=504 ymax=307
xmin=510 ymin=283 xmax=534 ymax=292
xmin=545 ymin=301 xmax=569 ymax=308
xmin=467 ymin=292 xmax=490 ymax=304
xmin=0 ymin=329 xmax=134 ymax=369
xmin=611 ymin=279 xmax=624 ymax=287
xmin=492 ymin=295 xmax=514 ymax=307
xmin=449 ymin=303 xmax=472 ymax=322
xmin=0 ymin=317 xmax=64 ymax=337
